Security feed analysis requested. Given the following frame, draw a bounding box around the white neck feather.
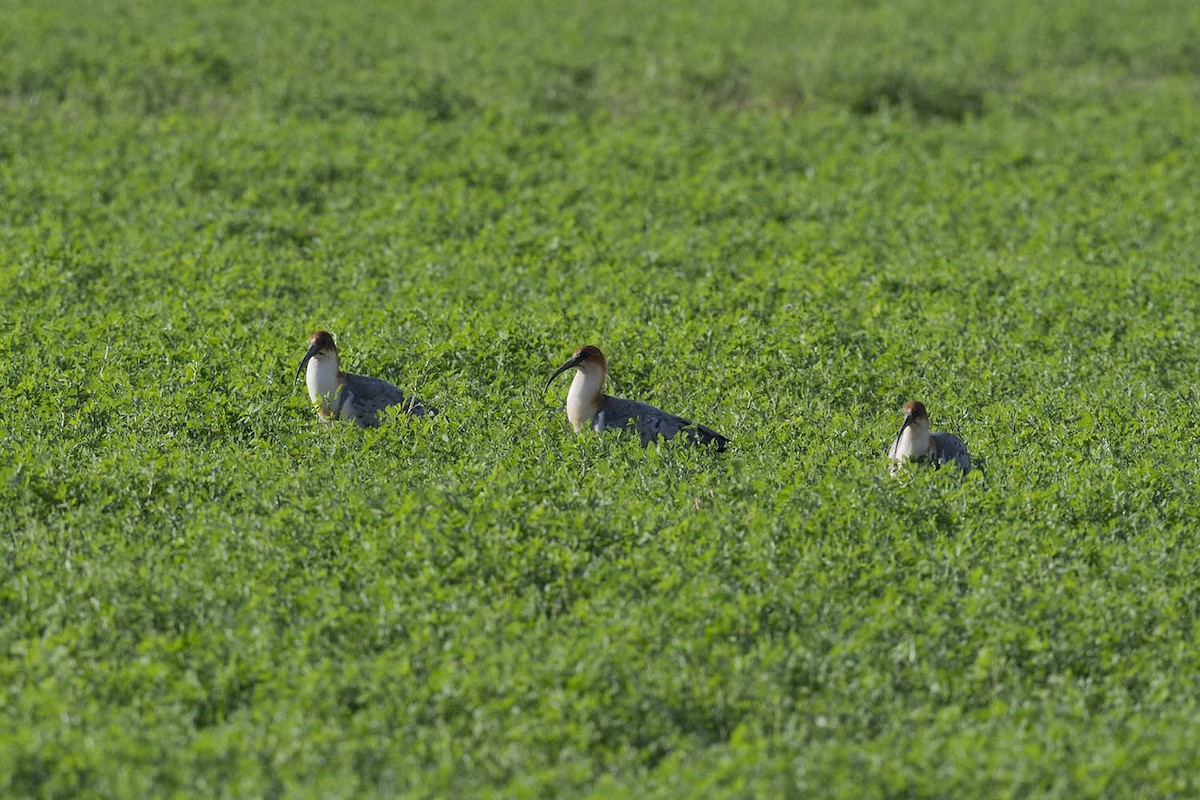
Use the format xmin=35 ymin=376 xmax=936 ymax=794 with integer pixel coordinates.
xmin=891 ymin=419 xmax=932 ymax=461
xmin=566 ymin=368 xmax=605 ymax=432
xmin=306 ymin=354 xmax=341 ymax=410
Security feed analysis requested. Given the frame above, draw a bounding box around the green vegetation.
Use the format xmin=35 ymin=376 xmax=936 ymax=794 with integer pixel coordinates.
xmin=3 ymin=0 xmax=1200 ymax=796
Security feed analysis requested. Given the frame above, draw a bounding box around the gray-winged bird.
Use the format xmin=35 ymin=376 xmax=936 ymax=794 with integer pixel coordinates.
xmin=296 ymin=331 xmax=435 ymax=427
xmin=888 ymin=400 xmax=970 ymax=473
xmin=544 ymin=345 xmax=729 ymax=451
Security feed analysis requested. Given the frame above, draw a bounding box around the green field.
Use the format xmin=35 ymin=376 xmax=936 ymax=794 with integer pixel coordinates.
xmin=4 ymin=0 xmax=1200 ymax=796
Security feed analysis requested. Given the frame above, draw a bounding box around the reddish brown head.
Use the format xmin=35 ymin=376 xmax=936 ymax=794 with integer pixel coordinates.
xmin=545 ymin=344 xmax=608 ymax=392
xmin=572 ymin=345 xmax=607 ymax=371
xmin=308 ymin=330 xmax=336 ymax=351
xmin=891 ymin=400 xmax=930 ymax=448
xmin=297 ymin=330 xmax=339 ymax=381
xmin=902 ymin=401 xmax=928 ymax=421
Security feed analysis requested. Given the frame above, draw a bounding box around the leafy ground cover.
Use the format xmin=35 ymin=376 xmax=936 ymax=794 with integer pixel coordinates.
xmin=3 ymin=0 xmax=1200 ymax=796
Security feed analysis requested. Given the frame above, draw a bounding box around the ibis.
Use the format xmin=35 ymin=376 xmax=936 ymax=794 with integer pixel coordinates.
xmin=888 ymin=400 xmax=970 ymax=473
xmin=296 ymin=330 xmax=436 ymax=427
xmin=544 ymin=345 xmax=729 ymax=451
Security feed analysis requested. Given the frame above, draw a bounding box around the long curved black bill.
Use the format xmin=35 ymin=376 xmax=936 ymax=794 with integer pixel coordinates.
xmin=891 ymin=413 xmax=913 ymax=451
xmin=543 ymin=354 xmax=583 ymax=393
xmin=295 ymin=341 xmax=321 ymax=383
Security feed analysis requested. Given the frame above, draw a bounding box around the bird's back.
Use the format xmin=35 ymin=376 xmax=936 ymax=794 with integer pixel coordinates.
xmin=931 ymin=431 xmax=970 ymax=472
xmin=600 ymin=396 xmax=728 ymax=451
xmin=338 ymin=372 xmax=436 ymax=426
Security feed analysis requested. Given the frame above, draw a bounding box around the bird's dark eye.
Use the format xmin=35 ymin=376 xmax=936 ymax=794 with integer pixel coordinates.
xmin=578 ymin=351 xmax=589 ymax=360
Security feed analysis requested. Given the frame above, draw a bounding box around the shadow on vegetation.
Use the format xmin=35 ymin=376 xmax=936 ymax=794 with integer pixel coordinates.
xmin=849 ymin=72 xmax=985 ymax=122
xmin=684 ymin=56 xmax=754 ymax=110
xmin=531 ymin=60 xmax=598 ymax=116
xmin=279 ymin=74 xmax=477 ymax=122
xmin=220 ymin=218 xmax=317 ymax=250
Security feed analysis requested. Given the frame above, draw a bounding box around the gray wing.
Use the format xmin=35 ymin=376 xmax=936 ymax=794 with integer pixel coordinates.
xmin=600 ymin=396 xmax=729 ymax=451
xmin=932 ymin=432 xmax=970 ymax=473
xmin=338 ymin=373 xmax=437 ymax=427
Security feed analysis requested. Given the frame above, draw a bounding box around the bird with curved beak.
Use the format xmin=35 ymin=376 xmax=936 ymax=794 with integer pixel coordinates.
xmin=888 ymin=400 xmax=970 ymax=474
xmin=544 ymin=345 xmax=729 ymax=451
xmin=296 ymin=331 xmax=436 ymax=427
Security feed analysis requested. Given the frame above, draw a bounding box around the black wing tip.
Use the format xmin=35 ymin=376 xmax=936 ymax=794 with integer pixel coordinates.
xmin=407 ymin=399 xmax=438 ymax=417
